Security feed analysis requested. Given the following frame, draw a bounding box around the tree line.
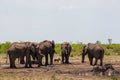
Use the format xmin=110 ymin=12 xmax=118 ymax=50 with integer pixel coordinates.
xmin=0 ymin=42 xmax=120 ymax=56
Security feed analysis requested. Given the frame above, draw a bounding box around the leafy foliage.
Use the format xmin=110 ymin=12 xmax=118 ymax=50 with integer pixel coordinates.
xmin=0 ymin=42 xmax=11 ymax=54
xmin=54 ymin=43 xmax=120 ymax=56
xmin=70 ymin=44 xmax=84 ymax=56
xmin=0 ymin=42 xmax=120 ymax=56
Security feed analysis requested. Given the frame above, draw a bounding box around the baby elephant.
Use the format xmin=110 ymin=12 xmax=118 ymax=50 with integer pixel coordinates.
xmin=81 ymin=43 xmax=104 ymax=66
xmin=61 ymin=42 xmax=72 ymax=64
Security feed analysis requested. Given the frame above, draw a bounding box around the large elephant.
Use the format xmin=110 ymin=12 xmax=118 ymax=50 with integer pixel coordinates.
xmin=7 ymin=42 xmax=36 ymax=68
xmin=81 ymin=43 xmax=104 ymax=66
xmin=19 ymin=42 xmax=38 ymax=64
xmin=61 ymin=42 xmax=72 ymax=64
xmin=36 ymin=40 xmax=55 ymax=67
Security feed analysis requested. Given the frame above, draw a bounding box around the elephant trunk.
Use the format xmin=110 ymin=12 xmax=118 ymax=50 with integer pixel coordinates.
xmin=65 ymin=50 xmax=68 ymax=54
xmin=81 ymin=53 xmax=85 ymax=63
xmin=39 ymin=50 xmax=44 ymax=56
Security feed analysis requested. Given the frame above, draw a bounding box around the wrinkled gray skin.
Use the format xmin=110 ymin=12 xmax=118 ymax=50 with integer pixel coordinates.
xmin=36 ymin=40 xmax=55 ymax=67
xmin=81 ymin=43 xmax=104 ymax=66
xmin=61 ymin=42 xmax=72 ymax=64
xmin=7 ymin=42 xmax=36 ymax=68
xmin=20 ymin=42 xmax=38 ymax=64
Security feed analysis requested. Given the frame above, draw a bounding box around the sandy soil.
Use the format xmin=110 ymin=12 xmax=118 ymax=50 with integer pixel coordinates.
xmin=0 ymin=55 xmax=120 ymax=80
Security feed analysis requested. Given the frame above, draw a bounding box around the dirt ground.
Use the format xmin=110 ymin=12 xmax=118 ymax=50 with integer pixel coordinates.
xmin=0 ymin=55 xmax=120 ymax=80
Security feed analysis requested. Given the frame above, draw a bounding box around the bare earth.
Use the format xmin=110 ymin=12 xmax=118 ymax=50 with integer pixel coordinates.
xmin=0 ymin=55 xmax=120 ymax=80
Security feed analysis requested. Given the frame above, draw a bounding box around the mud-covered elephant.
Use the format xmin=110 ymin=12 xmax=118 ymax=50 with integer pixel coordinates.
xmin=7 ymin=42 xmax=36 ymax=68
xmin=61 ymin=42 xmax=72 ymax=64
xmin=36 ymin=40 xmax=55 ymax=67
xmin=81 ymin=43 xmax=104 ymax=66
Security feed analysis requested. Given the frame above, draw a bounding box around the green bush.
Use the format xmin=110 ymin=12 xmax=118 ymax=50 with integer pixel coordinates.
xmin=109 ymin=77 xmax=118 ymax=80
xmin=0 ymin=42 xmax=120 ymax=56
xmin=55 ymin=43 xmax=84 ymax=57
xmin=55 ymin=44 xmax=61 ymax=56
xmin=0 ymin=42 xmax=11 ymax=54
xmin=71 ymin=44 xmax=84 ymax=56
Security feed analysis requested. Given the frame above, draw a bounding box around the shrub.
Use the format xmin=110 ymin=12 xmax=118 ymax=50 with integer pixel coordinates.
xmin=109 ymin=77 xmax=118 ymax=80
xmin=0 ymin=42 xmax=11 ymax=54
xmin=1 ymin=42 xmax=120 ymax=56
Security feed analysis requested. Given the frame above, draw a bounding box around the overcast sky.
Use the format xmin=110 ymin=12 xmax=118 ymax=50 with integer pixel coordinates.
xmin=0 ymin=0 xmax=120 ymax=43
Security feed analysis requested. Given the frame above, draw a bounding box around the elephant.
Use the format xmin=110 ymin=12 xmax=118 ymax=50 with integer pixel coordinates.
xmin=36 ymin=40 xmax=55 ymax=67
xmin=81 ymin=43 xmax=104 ymax=66
xmin=19 ymin=42 xmax=38 ymax=64
xmin=7 ymin=42 xmax=36 ymax=68
xmin=61 ymin=42 xmax=72 ymax=64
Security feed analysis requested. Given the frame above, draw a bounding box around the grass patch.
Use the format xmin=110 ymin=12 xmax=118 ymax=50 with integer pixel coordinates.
xmin=109 ymin=77 xmax=118 ymax=80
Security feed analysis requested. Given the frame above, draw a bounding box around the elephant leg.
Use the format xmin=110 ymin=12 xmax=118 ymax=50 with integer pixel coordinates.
xmin=13 ymin=58 xmax=16 ymax=68
xmin=28 ymin=55 xmax=32 ymax=68
xmin=50 ymin=53 xmax=54 ymax=65
xmin=11 ymin=57 xmax=16 ymax=68
xmin=94 ymin=58 xmax=98 ymax=65
xmin=9 ymin=54 xmax=13 ymax=68
xmin=25 ymin=55 xmax=28 ymax=68
xmin=40 ymin=56 xmax=43 ymax=66
xmin=61 ymin=53 xmax=65 ymax=64
xmin=37 ymin=54 xmax=43 ymax=67
xmin=20 ymin=56 xmax=25 ymax=64
xmin=37 ymin=55 xmax=41 ymax=67
xmin=45 ymin=54 xmax=49 ymax=65
xmin=81 ymin=53 xmax=85 ymax=63
xmin=25 ymin=57 xmax=28 ymax=68
xmin=100 ymin=58 xmax=103 ymax=66
xmin=65 ymin=54 xmax=69 ymax=64
xmin=25 ymin=54 xmax=32 ymax=68
xmin=9 ymin=54 xmax=16 ymax=68
xmin=89 ymin=57 xmax=93 ymax=65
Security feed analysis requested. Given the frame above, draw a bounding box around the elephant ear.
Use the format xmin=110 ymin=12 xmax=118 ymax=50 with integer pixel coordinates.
xmin=51 ymin=40 xmax=55 ymax=48
xmin=51 ymin=40 xmax=54 ymax=44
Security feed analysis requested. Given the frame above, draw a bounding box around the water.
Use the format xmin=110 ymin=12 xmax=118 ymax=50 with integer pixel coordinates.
xmin=0 ymin=64 xmax=9 ymax=67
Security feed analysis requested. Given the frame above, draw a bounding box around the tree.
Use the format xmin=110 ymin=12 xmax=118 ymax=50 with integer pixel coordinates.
xmin=108 ymin=38 xmax=112 ymax=45
xmin=96 ymin=40 xmax=101 ymax=44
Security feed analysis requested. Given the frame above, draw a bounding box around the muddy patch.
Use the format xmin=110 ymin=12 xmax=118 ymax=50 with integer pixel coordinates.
xmin=55 ymin=64 xmax=120 ymax=77
xmin=91 ymin=64 xmax=120 ymax=76
xmin=0 ymin=62 xmax=120 ymax=78
xmin=0 ymin=64 xmax=9 ymax=67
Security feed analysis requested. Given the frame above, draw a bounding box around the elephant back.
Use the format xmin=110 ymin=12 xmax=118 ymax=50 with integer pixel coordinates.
xmin=36 ymin=40 xmax=55 ymax=56
xmin=93 ymin=44 xmax=104 ymax=58
xmin=8 ymin=42 xmax=26 ymax=51
xmin=7 ymin=42 xmax=36 ymax=54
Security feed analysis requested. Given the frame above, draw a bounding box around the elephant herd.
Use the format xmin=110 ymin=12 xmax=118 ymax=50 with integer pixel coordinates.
xmin=7 ymin=40 xmax=104 ymax=68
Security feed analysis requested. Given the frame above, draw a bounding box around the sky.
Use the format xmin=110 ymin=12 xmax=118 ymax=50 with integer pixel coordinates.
xmin=0 ymin=0 xmax=120 ymax=44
